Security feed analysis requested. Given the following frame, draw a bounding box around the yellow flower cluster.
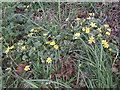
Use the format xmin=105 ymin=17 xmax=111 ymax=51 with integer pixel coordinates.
xmin=82 ymin=27 xmax=90 ymax=33
xmin=45 ymin=41 xmax=59 ymax=50
xmin=102 ymin=40 xmax=109 ymax=48
xmin=88 ymin=36 xmax=95 ymax=44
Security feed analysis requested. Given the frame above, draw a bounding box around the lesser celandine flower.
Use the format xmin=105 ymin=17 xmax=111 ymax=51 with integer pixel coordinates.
xmin=21 ymin=46 xmax=26 ymax=50
xmin=88 ymin=36 xmax=95 ymax=44
xmin=90 ymin=22 xmax=97 ymax=27
xmin=50 ymin=41 xmax=56 ymax=45
xmin=34 ymin=30 xmax=38 ymax=32
xmin=9 ymin=45 xmax=15 ymax=49
xmin=107 ymin=28 xmax=111 ymax=31
xmin=82 ymin=27 xmax=85 ymax=31
xmin=89 ymin=13 xmax=95 ymax=16
xmin=27 ymin=33 xmax=34 ymax=37
xmin=74 ymin=33 xmax=80 ymax=37
xmin=43 ymin=33 xmax=48 ymax=36
xmin=97 ymin=28 xmax=102 ymax=32
xmin=103 ymin=43 xmax=109 ymax=48
xmin=104 ymin=24 xmax=109 ymax=27
xmin=30 ymin=28 xmax=34 ymax=32
xmin=85 ymin=27 xmax=90 ymax=33
xmin=102 ymin=40 xmax=109 ymax=48
xmin=5 ymin=48 xmax=10 ymax=53
xmin=106 ymin=32 xmax=110 ymax=35
xmin=5 ymin=45 xmax=15 ymax=53
xmin=46 ymin=57 xmax=52 ymax=63
xmin=75 ymin=18 xmax=80 ymax=20
xmin=54 ymin=45 xmax=59 ymax=50
xmin=17 ymin=43 xmax=23 ymax=45
xmin=97 ymin=34 xmax=102 ymax=37
xmin=45 ymin=41 xmax=51 ymax=44
xmin=24 ymin=65 xmax=30 ymax=71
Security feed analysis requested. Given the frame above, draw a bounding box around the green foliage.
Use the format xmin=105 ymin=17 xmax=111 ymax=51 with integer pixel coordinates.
xmin=1 ymin=2 xmax=119 ymax=88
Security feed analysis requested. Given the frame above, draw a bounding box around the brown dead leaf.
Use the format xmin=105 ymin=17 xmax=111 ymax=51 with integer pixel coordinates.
xmin=16 ymin=64 xmax=25 ymax=76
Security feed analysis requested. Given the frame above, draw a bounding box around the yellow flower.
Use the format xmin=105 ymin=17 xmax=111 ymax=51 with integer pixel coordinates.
xmin=9 ymin=45 xmax=15 ymax=49
xmin=54 ymin=45 xmax=59 ymax=50
xmin=90 ymin=22 xmax=97 ymax=27
xmin=75 ymin=18 xmax=80 ymax=20
xmin=70 ymin=29 xmax=73 ymax=32
xmin=97 ymin=28 xmax=102 ymax=32
xmin=21 ymin=46 xmax=26 ymax=50
xmin=30 ymin=28 xmax=34 ymax=32
xmin=106 ymin=32 xmax=110 ymax=35
xmin=79 ymin=64 xmax=82 ymax=67
xmin=107 ymin=29 xmax=111 ymax=31
xmin=88 ymin=36 xmax=95 ymax=44
xmin=27 ymin=5 xmax=30 ymax=8
xmin=5 ymin=48 xmax=10 ymax=53
xmin=46 ymin=57 xmax=52 ymax=63
xmin=104 ymin=24 xmax=109 ymax=27
xmin=34 ymin=30 xmax=38 ymax=32
xmin=102 ymin=40 xmax=107 ymax=45
xmin=85 ymin=27 xmax=90 ymax=33
xmin=82 ymin=27 xmax=85 ymax=31
xmin=89 ymin=13 xmax=95 ymax=16
xmin=24 ymin=65 xmax=30 ymax=71
xmin=17 ymin=43 xmax=23 ymax=45
xmin=43 ymin=33 xmax=48 ymax=36
xmin=103 ymin=43 xmax=109 ymax=48
xmin=98 ymin=34 xmax=102 ymax=37
xmin=27 ymin=33 xmax=34 ymax=37
xmin=74 ymin=33 xmax=80 ymax=37
xmin=109 ymin=48 xmax=112 ymax=51
xmin=102 ymin=40 xmax=109 ymax=48
xmin=50 ymin=41 xmax=56 ymax=45
xmin=45 ymin=41 xmax=51 ymax=44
